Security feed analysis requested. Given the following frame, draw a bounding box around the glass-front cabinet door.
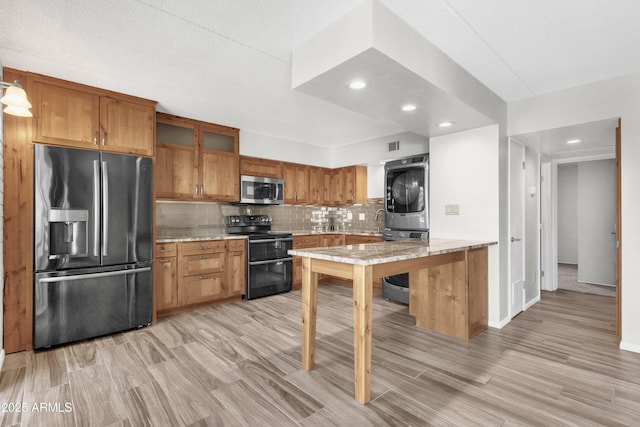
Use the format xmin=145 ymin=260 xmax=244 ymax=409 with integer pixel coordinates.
xmin=155 ymin=115 xmax=198 ymax=199
xmin=155 ymin=113 xmax=239 ymax=201
xmin=199 ymin=124 xmax=239 ymax=201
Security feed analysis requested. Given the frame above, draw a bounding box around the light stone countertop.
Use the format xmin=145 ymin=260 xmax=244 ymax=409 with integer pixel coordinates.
xmin=156 ymin=234 xmax=247 ymax=243
xmin=156 ymin=231 xmax=382 ymax=243
xmin=288 ymin=238 xmax=497 ymax=266
xmin=289 ymin=231 xmax=382 ymax=237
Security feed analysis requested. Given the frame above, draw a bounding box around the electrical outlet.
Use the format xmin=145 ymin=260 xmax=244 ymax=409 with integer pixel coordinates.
xmin=445 ymin=204 xmax=460 ymax=215
xmin=358 ymin=213 xmax=365 ymax=221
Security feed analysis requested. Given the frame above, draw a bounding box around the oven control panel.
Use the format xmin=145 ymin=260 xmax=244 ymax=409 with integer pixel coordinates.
xmin=227 ymin=215 xmax=272 ymax=227
xmin=382 ymin=229 xmax=429 ymax=241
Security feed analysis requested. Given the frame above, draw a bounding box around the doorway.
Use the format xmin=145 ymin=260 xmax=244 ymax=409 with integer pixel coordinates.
xmin=511 ymin=117 xmax=620 ymax=335
xmin=556 ymin=160 xmax=616 ymax=296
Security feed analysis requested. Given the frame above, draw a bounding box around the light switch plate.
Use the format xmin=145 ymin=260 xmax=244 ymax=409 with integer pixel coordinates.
xmin=445 ymin=204 xmax=460 ymax=215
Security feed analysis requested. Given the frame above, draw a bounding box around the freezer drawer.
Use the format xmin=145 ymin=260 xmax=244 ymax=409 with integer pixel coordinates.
xmin=33 ymin=265 xmax=152 ymax=349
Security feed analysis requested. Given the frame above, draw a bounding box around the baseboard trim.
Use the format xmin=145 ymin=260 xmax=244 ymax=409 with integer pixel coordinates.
xmin=488 ymin=317 xmax=510 ymax=329
xmin=524 ymin=295 xmax=541 ymax=310
xmin=620 ymin=341 xmax=640 ymax=354
xmin=0 ymin=349 xmax=5 ymax=373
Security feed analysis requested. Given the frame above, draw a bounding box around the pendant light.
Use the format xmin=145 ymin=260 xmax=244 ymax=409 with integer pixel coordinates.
xmin=1 ymin=80 xmax=33 ymax=117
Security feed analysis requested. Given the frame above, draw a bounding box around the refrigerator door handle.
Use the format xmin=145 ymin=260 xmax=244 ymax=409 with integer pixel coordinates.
xmin=37 ymin=267 xmax=152 ymax=283
xmin=93 ymin=160 xmax=100 ymax=257
xmin=102 ymin=160 xmax=109 ymax=257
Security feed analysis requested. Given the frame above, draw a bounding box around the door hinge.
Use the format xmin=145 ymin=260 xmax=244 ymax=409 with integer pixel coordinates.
xmin=541 ymin=270 xmax=545 ymax=277
xmin=522 ymin=161 xmax=526 ymax=170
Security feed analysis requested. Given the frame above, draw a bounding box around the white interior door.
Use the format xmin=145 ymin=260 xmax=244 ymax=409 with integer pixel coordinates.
xmin=510 ymin=141 xmax=525 ymax=318
xmin=577 ymin=160 xmax=616 ymax=285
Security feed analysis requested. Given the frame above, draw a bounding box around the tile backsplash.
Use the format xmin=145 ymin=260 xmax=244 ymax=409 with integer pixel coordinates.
xmin=156 ymin=200 xmax=385 ymax=238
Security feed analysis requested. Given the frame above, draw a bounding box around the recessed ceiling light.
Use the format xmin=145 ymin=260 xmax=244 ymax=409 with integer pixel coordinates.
xmin=567 ymin=139 xmax=582 ymax=144
xmin=401 ymin=104 xmax=416 ymax=112
xmin=349 ymin=80 xmax=367 ymax=90
xmin=438 ymin=121 xmax=455 ymax=128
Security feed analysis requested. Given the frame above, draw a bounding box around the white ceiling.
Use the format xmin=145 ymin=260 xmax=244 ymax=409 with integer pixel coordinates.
xmin=1 ymin=0 xmax=639 ymax=155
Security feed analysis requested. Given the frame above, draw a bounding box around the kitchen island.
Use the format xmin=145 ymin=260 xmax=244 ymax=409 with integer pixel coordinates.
xmin=288 ymin=237 xmax=496 ymax=404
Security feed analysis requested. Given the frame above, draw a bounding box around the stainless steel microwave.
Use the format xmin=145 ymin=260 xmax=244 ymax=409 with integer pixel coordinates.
xmin=238 ymin=175 xmax=284 ymax=205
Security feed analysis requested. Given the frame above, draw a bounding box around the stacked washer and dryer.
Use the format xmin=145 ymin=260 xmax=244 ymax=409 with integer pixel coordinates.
xmin=381 ymin=154 xmax=429 ymax=304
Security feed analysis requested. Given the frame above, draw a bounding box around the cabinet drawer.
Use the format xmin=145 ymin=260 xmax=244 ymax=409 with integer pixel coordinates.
xmin=344 ymin=235 xmax=382 ymax=245
xmin=227 ymin=239 xmax=246 ymax=253
xmin=156 ymin=243 xmax=177 ymax=258
xmin=181 ymin=253 xmax=225 ymax=276
xmin=181 ymin=240 xmax=226 ymax=256
xmin=179 ymin=273 xmax=225 ymax=306
xmin=293 ymin=235 xmax=320 ymax=249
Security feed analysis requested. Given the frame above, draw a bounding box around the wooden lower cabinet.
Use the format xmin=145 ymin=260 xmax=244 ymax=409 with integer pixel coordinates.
xmin=345 ymin=234 xmax=382 ymax=245
xmin=226 ymin=239 xmax=246 ymax=297
xmin=156 ymin=239 xmax=246 ymax=316
xmin=320 ymin=234 xmax=344 ymax=247
xmin=180 ymin=273 xmax=226 ymax=306
xmin=292 ymin=235 xmax=321 ymax=289
xmin=292 ymin=234 xmax=382 ymax=289
xmin=155 ymin=243 xmax=178 ymax=311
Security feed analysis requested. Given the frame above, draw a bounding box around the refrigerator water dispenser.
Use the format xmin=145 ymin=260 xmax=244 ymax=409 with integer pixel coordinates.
xmin=48 ymin=209 xmax=89 ymax=258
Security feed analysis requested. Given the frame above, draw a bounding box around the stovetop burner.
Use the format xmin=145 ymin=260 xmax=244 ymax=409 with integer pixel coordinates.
xmin=226 ymin=215 xmax=291 ymax=239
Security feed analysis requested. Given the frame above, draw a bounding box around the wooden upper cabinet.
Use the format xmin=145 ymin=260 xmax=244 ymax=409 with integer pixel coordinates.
xmin=32 ymin=80 xmax=100 ymax=149
xmin=283 ymin=162 xmax=309 ymax=204
xmin=324 ymin=169 xmax=342 ymax=205
xmin=99 ymin=96 xmax=155 ymax=156
xmin=240 ymin=156 xmax=283 ymax=179
xmin=199 ymin=124 xmax=239 ymax=201
xmin=30 ymin=75 xmax=155 ymax=156
xmin=155 ymin=115 xmax=198 ymax=199
xmin=201 ymin=151 xmax=239 ymax=201
xmin=308 ymin=167 xmax=324 ymax=205
xmin=155 ymin=113 xmax=239 ymax=202
xmin=340 ymin=165 xmax=368 ymax=205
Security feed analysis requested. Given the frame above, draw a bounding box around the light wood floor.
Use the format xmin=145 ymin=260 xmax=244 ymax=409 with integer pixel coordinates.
xmin=1 ymin=284 xmax=639 ymax=426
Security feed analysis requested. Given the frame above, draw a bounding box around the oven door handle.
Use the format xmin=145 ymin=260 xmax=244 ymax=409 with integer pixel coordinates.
xmin=249 ymin=257 xmax=293 ymax=266
xmin=249 ymin=237 xmax=293 ymax=244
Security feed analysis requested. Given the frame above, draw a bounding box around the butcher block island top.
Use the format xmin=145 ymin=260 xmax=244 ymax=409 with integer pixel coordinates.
xmin=289 ymin=237 xmax=496 ymax=404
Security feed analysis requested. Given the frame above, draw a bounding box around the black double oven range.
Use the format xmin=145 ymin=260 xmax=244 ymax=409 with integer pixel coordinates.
xmin=227 ymin=215 xmax=293 ymax=300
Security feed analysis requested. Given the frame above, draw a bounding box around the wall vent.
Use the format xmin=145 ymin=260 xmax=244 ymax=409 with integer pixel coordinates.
xmin=388 ymin=141 xmax=400 ymax=152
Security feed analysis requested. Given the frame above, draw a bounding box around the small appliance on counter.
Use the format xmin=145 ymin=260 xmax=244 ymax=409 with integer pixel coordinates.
xmin=382 ymin=153 xmax=430 ymax=304
xmin=226 ymin=215 xmax=293 ymax=299
xmin=33 ymin=144 xmax=153 ymax=349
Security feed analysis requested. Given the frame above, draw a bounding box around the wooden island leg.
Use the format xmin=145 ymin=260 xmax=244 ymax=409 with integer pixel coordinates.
xmin=301 ymin=257 xmax=318 ymax=371
xmin=353 ymin=264 xmax=373 ymax=404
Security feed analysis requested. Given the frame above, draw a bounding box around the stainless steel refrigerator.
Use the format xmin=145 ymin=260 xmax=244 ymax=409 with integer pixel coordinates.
xmin=33 ymin=144 xmax=153 ymax=349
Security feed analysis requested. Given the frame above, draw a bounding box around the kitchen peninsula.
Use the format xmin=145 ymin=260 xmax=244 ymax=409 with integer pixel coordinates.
xmin=289 ymin=237 xmax=496 ymax=404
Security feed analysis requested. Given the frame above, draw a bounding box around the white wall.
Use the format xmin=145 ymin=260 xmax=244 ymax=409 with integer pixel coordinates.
xmin=332 ymin=131 xmax=428 ymax=168
xmin=239 ymin=130 xmax=333 ymax=167
xmin=240 ymin=129 xmax=429 ymax=171
xmin=367 ymin=164 xmax=384 ymax=199
xmin=557 ymin=164 xmax=578 ymax=264
xmin=508 ymin=72 xmax=640 ymax=353
xmin=429 ymin=125 xmax=501 ymax=324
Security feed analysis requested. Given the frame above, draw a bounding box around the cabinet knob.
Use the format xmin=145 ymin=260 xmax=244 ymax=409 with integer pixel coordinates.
xmin=200 ymin=255 xmax=211 ymax=259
